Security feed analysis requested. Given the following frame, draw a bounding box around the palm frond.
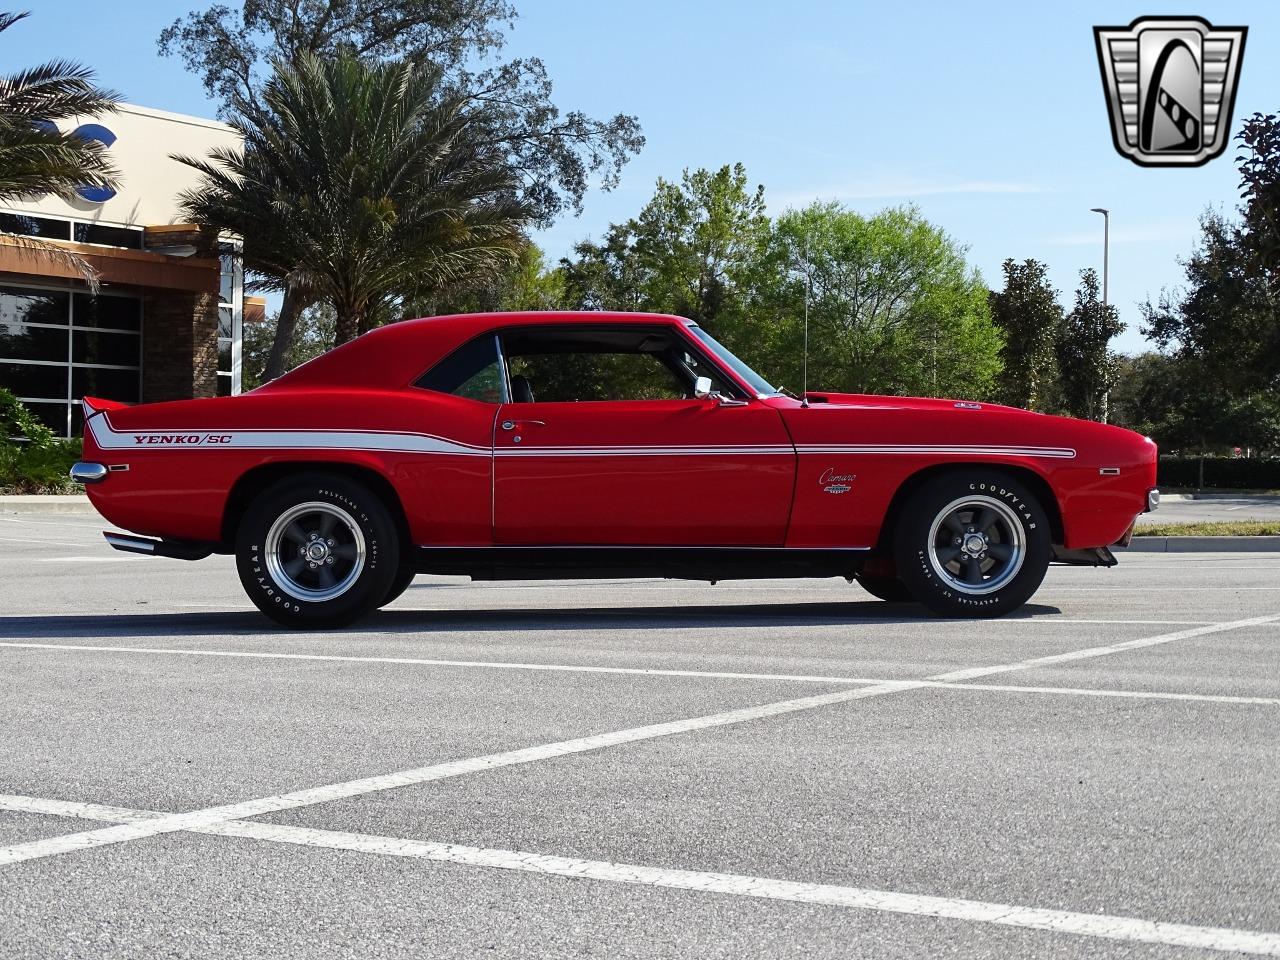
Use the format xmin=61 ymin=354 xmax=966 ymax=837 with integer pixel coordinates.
xmin=0 ymin=232 xmax=100 ymax=292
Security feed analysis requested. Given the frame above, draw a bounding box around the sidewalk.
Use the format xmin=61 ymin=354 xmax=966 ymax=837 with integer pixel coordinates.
xmin=1163 ymin=492 xmax=1280 ymax=501
xmin=0 ymin=495 xmax=95 ymax=515
xmin=1119 ymin=536 xmax=1280 ymax=552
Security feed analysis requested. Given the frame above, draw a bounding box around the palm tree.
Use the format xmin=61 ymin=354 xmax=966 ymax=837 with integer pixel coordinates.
xmin=0 ymin=10 xmax=121 ymax=285
xmin=176 ymin=51 xmax=531 ymax=378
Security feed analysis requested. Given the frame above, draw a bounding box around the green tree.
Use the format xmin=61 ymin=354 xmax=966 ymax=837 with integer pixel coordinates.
xmin=560 ymin=163 xmax=768 ymax=339
xmin=413 ymin=242 xmax=567 ymax=315
xmin=748 ymin=203 xmax=1001 ymax=399
xmin=1237 ymin=112 xmax=1280 ymax=318
xmin=177 ymin=51 xmax=532 ymax=357
xmin=1143 ymin=118 xmax=1280 ymax=395
xmin=159 ymin=1 xmax=643 ymax=227
xmin=988 ymin=258 xmax=1062 ymax=411
xmin=1057 ymin=267 xmax=1123 ymax=421
xmin=240 ymin=303 xmax=336 ymax=391
xmin=0 ymin=10 xmax=121 ymax=285
xmin=1109 ymin=352 xmax=1280 ymax=485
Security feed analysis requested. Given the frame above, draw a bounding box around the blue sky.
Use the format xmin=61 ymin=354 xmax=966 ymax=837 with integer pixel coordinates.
xmin=15 ymin=1 xmax=1278 ymax=352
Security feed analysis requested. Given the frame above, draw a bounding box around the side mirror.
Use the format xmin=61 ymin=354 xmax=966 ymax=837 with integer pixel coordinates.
xmin=693 ymin=376 xmax=713 ymax=399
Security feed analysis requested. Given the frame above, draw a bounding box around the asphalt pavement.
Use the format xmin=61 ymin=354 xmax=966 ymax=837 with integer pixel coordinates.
xmin=1 ymin=512 xmax=1279 ymax=959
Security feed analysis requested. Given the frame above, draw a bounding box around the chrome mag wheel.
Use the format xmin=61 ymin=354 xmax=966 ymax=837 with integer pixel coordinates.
xmin=264 ymin=501 xmax=366 ymax=603
xmin=926 ymin=494 xmax=1026 ymax=595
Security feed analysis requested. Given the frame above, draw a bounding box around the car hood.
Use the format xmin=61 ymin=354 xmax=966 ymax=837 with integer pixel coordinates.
xmin=779 ymin=393 xmax=1155 ymax=467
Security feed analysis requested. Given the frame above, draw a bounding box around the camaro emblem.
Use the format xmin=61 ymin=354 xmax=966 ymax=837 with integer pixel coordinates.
xmin=819 ymin=468 xmax=856 ymax=495
xmin=1094 ymin=16 xmax=1247 ymax=167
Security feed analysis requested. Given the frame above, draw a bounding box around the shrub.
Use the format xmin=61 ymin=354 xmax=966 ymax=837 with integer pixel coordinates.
xmin=0 ymin=388 xmax=82 ymax=494
xmin=1157 ymin=456 xmax=1280 ymax=490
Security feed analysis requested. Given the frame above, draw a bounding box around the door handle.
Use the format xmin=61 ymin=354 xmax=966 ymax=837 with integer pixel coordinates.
xmin=501 ymin=419 xmax=546 ymax=430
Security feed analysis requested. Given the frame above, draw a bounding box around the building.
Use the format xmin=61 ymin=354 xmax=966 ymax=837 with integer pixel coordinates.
xmin=0 ymin=103 xmax=264 ymax=437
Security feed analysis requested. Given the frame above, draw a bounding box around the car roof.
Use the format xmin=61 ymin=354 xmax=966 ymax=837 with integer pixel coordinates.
xmin=262 ymin=311 xmax=696 ymax=392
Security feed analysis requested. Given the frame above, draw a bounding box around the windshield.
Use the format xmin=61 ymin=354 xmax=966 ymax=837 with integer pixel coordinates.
xmin=687 ymin=325 xmax=779 ymax=397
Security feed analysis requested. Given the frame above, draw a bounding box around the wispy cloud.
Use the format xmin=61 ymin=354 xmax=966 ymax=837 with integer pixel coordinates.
xmin=782 ymin=42 xmax=877 ymax=79
xmin=769 ymin=179 xmax=1051 ymax=209
xmin=1041 ymin=223 xmax=1196 ymax=246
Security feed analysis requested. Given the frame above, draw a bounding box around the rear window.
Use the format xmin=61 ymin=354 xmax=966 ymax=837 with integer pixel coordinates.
xmin=416 ymin=335 xmax=505 ymax=403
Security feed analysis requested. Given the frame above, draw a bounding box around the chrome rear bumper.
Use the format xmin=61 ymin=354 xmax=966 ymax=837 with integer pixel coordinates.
xmin=69 ymin=461 xmax=107 ymax=484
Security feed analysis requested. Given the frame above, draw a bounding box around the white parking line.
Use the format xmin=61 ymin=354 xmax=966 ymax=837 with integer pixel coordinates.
xmin=0 ymin=536 xmax=87 ymax=548
xmin=4 ymin=612 xmax=1278 ymax=872
xmin=0 ymin=680 xmax=922 ymax=868
xmin=35 ymin=556 xmax=147 ymax=563
xmin=1 ymin=641 xmax=1277 ymax=707
xmin=930 ymin=614 xmax=1280 ymax=682
xmin=0 ymin=517 xmax=103 ymax=530
xmin=2 ymin=794 xmax=1278 ymax=956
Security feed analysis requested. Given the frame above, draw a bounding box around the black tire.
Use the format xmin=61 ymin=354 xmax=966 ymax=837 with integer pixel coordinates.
xmin=854 ymin=573 xmax=916 ymax=602
xmin=380 ymin=564 xmax=417 ymax=608
xmin=236 ymin=473 xmax=399 ymax=628
xmin=892 ymin=469 xmax=1051 ymax=618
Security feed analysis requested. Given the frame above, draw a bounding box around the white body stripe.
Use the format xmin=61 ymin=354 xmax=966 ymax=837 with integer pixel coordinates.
xmin=798 ymin=444 xmax=1077 ymax=459
xmin=86 ymin=413 xmax=1075 ymax=460
xmin=86 ymin=413 xmax=490 ymax=457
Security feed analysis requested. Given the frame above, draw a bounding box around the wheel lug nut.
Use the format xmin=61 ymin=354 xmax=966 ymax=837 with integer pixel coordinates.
xmin=325 ymin=556 xmax=334 ymax=564
xmin=326 ymin=538 xmax=334 ymax=546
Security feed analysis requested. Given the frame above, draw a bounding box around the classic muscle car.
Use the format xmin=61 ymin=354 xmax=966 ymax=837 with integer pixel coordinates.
xmin=71 ymin=311 xmax=1159 ymax=627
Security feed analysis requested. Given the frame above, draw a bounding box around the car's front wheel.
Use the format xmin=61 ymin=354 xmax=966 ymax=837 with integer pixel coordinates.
xmin=893 ymin=469 xmax=1051 ymax=618
xmin=236 ymin=474 xmax=399 ymax=628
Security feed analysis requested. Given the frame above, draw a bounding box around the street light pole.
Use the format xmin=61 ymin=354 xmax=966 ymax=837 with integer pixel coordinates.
xmin=1090 ymin=207 xmax=1111 ymax=422
xmin=1090 ymin=207 xmax=1109 ymax=306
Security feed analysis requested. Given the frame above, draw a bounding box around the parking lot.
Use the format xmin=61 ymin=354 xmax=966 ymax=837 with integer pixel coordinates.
xmin=1 ymin=511 xmax=1279 ymax=959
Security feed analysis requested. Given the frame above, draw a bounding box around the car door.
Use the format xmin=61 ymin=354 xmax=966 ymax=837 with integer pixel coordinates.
xmin=491 ymin=325 xmax=795 ymax=546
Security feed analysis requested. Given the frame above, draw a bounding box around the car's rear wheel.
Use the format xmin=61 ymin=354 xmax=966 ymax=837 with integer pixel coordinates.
xmin=380 ymin=564 xmax=417 ymax=608
xmin=854 ymin=573 xmax=916 ymax=602
xmin=893 ymin=469 xmax=1051 ymax=618
xmin=236 ymin=474 xmax=398 ymax=628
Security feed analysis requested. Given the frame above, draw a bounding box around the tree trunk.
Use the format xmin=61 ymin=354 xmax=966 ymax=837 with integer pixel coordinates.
xmin=263 ymin=287 xmax=309 ymax=383
xmin=334 ymin=307 xmax=359 ymax=347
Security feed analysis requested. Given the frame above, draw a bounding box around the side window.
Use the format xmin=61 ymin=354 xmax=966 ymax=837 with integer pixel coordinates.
xmin=506 ymin=352 xmax=685 ymax=403
xmin=416 ymin=335 xmax=505 ymax=403
xmin=500 ymin=327 xmax=735 ymax=403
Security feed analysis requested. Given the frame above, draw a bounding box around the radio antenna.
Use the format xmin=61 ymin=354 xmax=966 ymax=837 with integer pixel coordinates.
xmin=801 ymin=242 xmax=810 ymax=408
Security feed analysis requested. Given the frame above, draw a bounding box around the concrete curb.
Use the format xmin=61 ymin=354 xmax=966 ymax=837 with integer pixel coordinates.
xmin=0 ymin=495 xmax=95 ymax=515
xmin=1121 ymin=536 xmax=1280 ymax=552
xmin=1162 ymin=493 xmax=1280 ymax=501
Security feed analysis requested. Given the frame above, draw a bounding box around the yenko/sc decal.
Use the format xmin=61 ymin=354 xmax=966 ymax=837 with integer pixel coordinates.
xmin=133 ymin=434 xmax=232 ymax=445
xmin=1094 ymin=16 xmax=1246 ymax=167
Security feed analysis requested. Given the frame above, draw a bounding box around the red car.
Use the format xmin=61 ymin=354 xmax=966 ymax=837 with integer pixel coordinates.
xmin=72 ymin=311 xmax=1158 ymax=627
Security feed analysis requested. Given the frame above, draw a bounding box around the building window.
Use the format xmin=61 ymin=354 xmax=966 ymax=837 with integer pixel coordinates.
xmin=217 ymin=242 xmax=242 ymax=397
xmin=0 ymin=213 xmax=72 ymax=241
xmin=0 ymin=211 xmax=142 ymax=249
xmin=0 ymin=281 xmax=140 ymax=438
xmin=73 ymin=222 xmax=143 ymax=249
